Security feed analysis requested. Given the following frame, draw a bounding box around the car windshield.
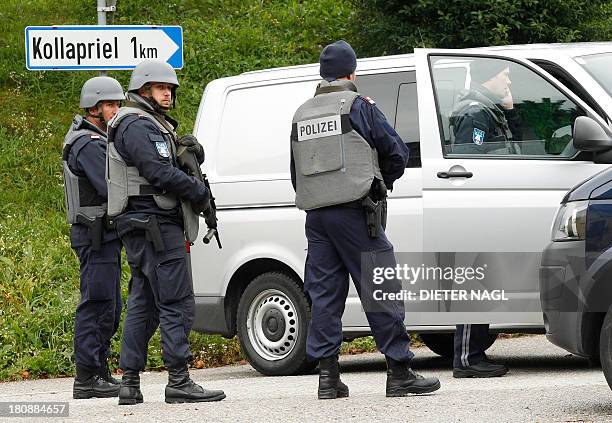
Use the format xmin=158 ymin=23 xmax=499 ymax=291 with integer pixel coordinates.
xmin=575 ymin=52 xmax=612 ymax=97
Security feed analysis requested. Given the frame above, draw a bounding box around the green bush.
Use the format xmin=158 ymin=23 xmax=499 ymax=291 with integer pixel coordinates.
xmin=355 ymin=0 xmax=612 ymax=56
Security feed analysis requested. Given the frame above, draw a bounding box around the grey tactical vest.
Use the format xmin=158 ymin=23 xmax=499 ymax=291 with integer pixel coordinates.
xmin=106 ymin=100 xmax=200 ymax=243
xmin=62 ymin=115 xmax=107 ymax=224
xmin=291 ymin=80 xmax=382 ymax=210
xmin=106 ymin=105 xmax=179 ymax=216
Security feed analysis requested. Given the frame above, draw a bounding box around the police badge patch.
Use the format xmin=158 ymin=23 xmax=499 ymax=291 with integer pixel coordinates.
xmin=155 ymin=141 xmax=170 ymax=158
xmin=472 ymin=128 xmax=485 ymax=145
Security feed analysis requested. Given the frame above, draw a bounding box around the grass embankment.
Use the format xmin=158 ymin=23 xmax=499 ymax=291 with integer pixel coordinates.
xmin=0 ymin=0 xmax=364 ymax=380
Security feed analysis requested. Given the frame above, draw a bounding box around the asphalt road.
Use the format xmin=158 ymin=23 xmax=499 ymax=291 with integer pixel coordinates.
xmin=0 ymin=335 xmax=611 ymax=423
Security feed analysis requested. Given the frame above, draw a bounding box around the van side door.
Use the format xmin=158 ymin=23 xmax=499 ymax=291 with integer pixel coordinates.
xmin=415 ymin=49 xmax=610 ymax=327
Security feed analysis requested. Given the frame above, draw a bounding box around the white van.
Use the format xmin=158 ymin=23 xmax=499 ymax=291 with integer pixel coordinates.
xmin=189 ymin=43 xmax=612 ymax=375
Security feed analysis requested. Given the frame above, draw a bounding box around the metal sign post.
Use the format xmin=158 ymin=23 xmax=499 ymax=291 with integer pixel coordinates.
xmin=96 ymin=0 xmax=116 ymax=75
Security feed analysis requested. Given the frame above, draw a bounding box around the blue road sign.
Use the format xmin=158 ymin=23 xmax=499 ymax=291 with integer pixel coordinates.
xmin=25 ymin=25 xmax=183 ymax=70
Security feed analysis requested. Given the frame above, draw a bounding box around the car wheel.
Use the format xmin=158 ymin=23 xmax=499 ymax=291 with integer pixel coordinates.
xmin=599 ymin=308 xmax=612 ymax=390
xmin=237 ymin=272 xmax=315 ymax=376
xmin=420 ymin=332 xmax=498 ymax=358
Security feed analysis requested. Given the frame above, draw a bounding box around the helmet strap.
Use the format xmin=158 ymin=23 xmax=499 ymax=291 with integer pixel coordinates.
xmin=85 ymin=105 xmax=108 ymax=131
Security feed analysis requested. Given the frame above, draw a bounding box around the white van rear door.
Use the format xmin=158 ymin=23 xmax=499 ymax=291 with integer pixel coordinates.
xmin=415 ymin=48 xmax=610 ymax=327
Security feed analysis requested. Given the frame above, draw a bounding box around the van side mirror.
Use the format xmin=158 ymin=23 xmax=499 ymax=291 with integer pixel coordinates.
xmin=573 ymin=116 xmax=612 ymax=152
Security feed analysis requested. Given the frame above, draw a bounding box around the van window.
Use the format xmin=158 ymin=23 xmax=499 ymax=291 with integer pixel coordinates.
xmin=429 ymin=56 xmax=585 ymax=159
xmin=396 ymin=82 xmax=421 ymax=167
xmin=530 ymin=59 xmax=608 ymax=122
xmin=576 ymin=52 xmax=612 ymax=97
xmin=358 ymin=71 xmax=421 ymax=168
xmin=216 ymin=80 xmax=317 ymax=179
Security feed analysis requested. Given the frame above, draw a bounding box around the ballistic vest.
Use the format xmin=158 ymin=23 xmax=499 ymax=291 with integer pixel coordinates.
xmin=62 ymin=115 xmax=107 ymax=224
xmin=291 ymin=80 xmax=382 ymax=210
xmin=106 ymin=98 xmax=200 ymax=243
xmin=106 ymin=105 xmax=179 ymax=217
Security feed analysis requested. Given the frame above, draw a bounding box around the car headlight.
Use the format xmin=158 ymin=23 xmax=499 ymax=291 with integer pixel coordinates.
xmin=551 ymin=200 xmax=588 ymax=241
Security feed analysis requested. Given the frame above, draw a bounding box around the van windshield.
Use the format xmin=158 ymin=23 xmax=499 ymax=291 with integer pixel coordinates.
xmin=575 ymin=52 xmax=612 ymax=97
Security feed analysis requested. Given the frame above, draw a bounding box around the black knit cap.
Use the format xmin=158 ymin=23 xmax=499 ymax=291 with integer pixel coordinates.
xmin=319 ymin=40 xmax=357 ymax=82
xmin=470 ymin=59 xmax=509 ymax=84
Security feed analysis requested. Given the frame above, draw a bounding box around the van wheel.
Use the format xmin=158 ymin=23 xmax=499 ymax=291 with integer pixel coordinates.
xmin=237 ymin=272 xmax=315 ymax=376
xmin=599 ymin=308 xmax=612 ymax=390
xmin=420 ymin=333 xmax=498 ymax=358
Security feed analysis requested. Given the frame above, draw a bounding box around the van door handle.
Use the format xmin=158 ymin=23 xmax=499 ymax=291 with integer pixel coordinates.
xmin=437 ymin=171 xmax=473 ymax=179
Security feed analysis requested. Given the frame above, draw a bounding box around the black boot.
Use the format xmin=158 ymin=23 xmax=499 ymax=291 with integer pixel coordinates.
xmin=165 ymin=366 xmax=226 ymax=403
xmin=99 ymin=361 xmax=120 ymax=385
xmin=118 ymin=370 xmax=144 ymax=405
xmin=318 ymin=356 xmax=349 ymax=400
xmin=385 ymin=357 xmax=441 ymax=397
xmin=453 ymin=358 xmax=508 ymax=378
xmin=73 ymin=364 xmax=120 ymax=399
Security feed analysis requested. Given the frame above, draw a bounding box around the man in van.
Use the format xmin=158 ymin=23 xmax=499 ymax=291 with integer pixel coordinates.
xmin=290 ymin=40 xmax=441 ymax=399
xmin=106 ymin=60 xmax=225 ymax=405
xmin=450 ymin=61 xmax=523 ymax=378
xmin=449 ymin=60 xmax=522 ymax=155
xmin=63 ymin=76 xmax=125 ymax=399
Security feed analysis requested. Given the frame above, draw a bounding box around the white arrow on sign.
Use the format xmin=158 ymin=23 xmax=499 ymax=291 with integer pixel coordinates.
xmin=25 ymin=25 xmax=183 ymax=70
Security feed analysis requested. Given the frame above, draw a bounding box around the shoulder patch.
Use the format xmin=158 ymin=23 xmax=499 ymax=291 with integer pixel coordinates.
xmin=363 ymin=96 xmax=376 ymax=105
xmin=90 ymin=135 xmax=100 ymax=139
xmin=472 ymin=128 xmax=485 ymax=145
xmin=155 ymin=141 xmax=170 ymax=158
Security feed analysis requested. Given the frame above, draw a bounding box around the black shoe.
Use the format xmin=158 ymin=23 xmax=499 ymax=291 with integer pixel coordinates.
xmin=385 ymin=357 xmax=441 ymax=396
xmin=118 ymin=370 xmax=144 ymax=405
xmin=73 ymin=365 xmax=120 ymax=399
xmin=317 ymin=356 xmax=349 ymax=400
xmin=453 ymin=359 xmax=509 ymax=378
xmin=165 ymin=366 xmax=226 ymax=403
xmin=99 ymin=362 xmax=120 ymax=385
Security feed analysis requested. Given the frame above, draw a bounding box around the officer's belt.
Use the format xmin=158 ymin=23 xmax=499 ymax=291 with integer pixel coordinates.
xmin=320 ymin=199 xmax=364 ymax=209
xmin=138 ymin=185 xmax=164 ymax=196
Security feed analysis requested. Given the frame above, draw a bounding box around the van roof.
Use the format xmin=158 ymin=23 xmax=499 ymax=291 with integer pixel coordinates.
xmin=227 ymin=42 xmax=612 ymax=85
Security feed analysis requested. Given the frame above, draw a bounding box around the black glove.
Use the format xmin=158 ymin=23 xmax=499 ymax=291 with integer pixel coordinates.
xmin=203 ymin=207 xmax=217 ymax=229
xmin=178 ymin=134 xmax=205 ymax=164
xmin=192 ymin=197 xmax=210 ymax=215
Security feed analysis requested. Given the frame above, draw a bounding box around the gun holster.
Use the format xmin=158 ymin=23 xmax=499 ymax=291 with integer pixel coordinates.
xmin=76 ymin=215 xmax=103 ymax=251
xmin=361 ymin=196 xmax=384 ymax=239
xmin=125 ymin=215 xmax=165 ymax=252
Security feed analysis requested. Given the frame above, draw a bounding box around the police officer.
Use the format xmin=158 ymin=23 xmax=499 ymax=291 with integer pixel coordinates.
xmin=450 ymin=61 xmax=522 ymax=378
xmin=64 ymin=76 xmax=125 ymax=399
xmin=449 ymin=60 xmax=522 ymax=155
xmin=106 ymin=60 xmax=225 ymax=404
xmin=290 ymin=40 xmax=440 ymax=399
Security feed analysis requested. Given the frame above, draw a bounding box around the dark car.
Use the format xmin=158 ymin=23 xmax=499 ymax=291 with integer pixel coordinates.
xmin=540 ymin=164 xmax=612 ymax=389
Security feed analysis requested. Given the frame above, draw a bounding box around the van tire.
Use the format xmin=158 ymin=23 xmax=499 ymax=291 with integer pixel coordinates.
xmin=237 ymin=272 xmax=315 ymax=376
xmin=599 ymin=308 xmax=612 ymax=390
xmin=420 ymin=333 xmax=498 ymax=358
